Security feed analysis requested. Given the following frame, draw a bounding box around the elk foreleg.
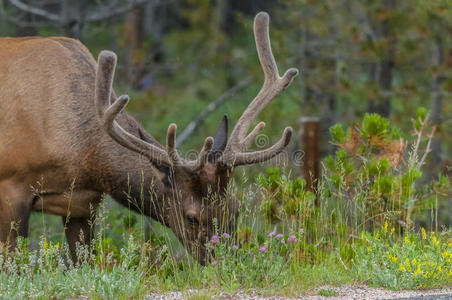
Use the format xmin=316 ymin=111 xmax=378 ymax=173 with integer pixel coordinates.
xmin=62 ymin=215 xmax=95 ymax=264
xmin=0 ymin=195 xmax=31 ymax=251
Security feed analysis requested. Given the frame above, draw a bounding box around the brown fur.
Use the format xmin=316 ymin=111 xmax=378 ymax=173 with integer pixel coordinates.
xmin=0 ymin=37 xmax=233 ymax=264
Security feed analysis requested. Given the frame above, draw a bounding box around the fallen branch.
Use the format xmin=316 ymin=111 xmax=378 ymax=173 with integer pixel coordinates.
xmin=8 ymin=0 xmax=165 ymax=24
xmin=87 ymin=0 xmax=156 ymax=22
xmin=176 ymin=78 xmax=251 ymax=147
xmin=8 ymin=0 xmax=60 ymax=22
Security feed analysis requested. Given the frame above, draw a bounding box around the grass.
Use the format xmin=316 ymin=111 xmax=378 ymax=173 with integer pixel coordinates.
xmin=0 ymin=190 xmax=450 ymax=299
xmin=318 ymin=288 xmax=340 ymax=297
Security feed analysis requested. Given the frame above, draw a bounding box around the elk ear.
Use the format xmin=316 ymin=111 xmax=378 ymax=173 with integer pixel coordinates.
xmin=208 ymin=115 xmax=229 ymax=163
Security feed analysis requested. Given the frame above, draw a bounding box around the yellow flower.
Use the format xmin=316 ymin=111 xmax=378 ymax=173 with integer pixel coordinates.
xmin=383 ymin=221 xmax=388 ymax=234
xmin=399 ymin=263 xmax=406 ymax=272
xmin=414 ymin=264 xmax=421 ymax=276
xmin=421 ymin=227 xmax=427 ymax=240
xmin=404 ymin=236 xmax=410 ymax=245
xmin=390 ymin=227 xmax=395 ymax=236
xmin=431 ymin=236 xmax=439 ymax=246
xmin=387 ymin=253 xmax=398 ymax=263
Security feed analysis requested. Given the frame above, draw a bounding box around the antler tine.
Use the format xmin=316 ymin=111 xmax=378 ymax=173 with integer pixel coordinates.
xmin=166 ymin=123 xmax=214 ymax=172
xmin=95 ymin=51 xmax=172 ymax=166
xmin=187 ymin=136 xmax=214 ymax=172
xmin=218 ymin=12 xmax=298 ymax=167
xmin=242 ymin=121 xmax=266 ymax=150
xmin=96 ymin=51 xmax=214 ymax=173
xmin=166 ymin=124 xmax=181 ymax=166
xmin=234 ymin=127 xmax=292 ymax=166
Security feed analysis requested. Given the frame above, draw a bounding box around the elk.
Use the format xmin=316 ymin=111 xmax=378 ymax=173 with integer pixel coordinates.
xmin=0 ymin=12 xmax=298 ymax=264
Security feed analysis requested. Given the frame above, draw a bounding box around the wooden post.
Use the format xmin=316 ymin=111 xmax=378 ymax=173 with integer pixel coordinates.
xmin=300 ymin=117 xmax=320 ymax=200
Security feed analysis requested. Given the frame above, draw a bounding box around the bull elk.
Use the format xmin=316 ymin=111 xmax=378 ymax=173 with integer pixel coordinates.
xmin=0 ymin=12 xmax=298 ymax=264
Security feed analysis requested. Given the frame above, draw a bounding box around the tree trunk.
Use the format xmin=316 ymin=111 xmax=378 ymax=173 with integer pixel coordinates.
xmin=0 ymin=0 xmax=4 ymax=36
xmin=300 ymin=117 xmax=320 ymax=203
xmin=368 ymin=0 xmax=394 ymax=118
xmin=430 ymin=38 xmax=444 ymax=170
xmin=124 ymin=5 xmax=145 ymax=86
xmin=15 ymin=0 xmax=37 ymax=37
xmin=61 ymin=0 xmax=85 ymax=39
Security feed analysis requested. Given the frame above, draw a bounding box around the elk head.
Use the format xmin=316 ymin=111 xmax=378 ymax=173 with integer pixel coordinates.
xmin=95 ymin=12 xmax=298 ymax=265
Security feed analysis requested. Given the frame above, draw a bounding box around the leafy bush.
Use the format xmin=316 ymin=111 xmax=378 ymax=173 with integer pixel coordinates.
xmin=324 ymin=110 xmax=449 ymax=231
xmin=256 ymin=167 xmax=316 ymax=224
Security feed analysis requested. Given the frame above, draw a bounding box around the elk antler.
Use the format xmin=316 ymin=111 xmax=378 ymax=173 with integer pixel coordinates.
xmin=218 ymin=12 xmax=298 ymax=167
xmin=95 ymin=51 xmax=213 ymax=172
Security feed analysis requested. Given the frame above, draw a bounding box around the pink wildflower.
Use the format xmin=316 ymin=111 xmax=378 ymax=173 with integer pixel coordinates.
xmin=232 ymin=245 xmax=238 ymax=250
xmin=287 ymin=235 xmax=297 ymax=243
xmin=211 ymin=235 xmax=220 ymax=246
xmin=259 ymin=246 xmax=267 ymax=253
xmin=276 ymin=233 xmax=284 ymax=239
xmin=268 ymin=231 xmax=276 ymax=238
xmin=223 ymin=233 xmax=230 ymax=238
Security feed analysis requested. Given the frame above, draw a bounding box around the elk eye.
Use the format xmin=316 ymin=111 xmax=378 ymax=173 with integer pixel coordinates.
xmin=186 ymin=214 xmax=200 ymax=226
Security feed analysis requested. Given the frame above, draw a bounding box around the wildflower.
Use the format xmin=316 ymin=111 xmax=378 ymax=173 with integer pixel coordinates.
xmin=268 ymin=231 xmax=275 ymax=238
xmin=232 ymin=245 xmax=238 ymax=250
xmin=248 ymin=251 xmax=252 ymax=255
xmin=211 ymin=260 xmax=217 ymax=266
xmin=259 ymin=246 xmax=267 ymax=253
xmin=431 ymin=235 xmax=439 ymax=246
xmin=421 ymin=227 xmax=427 ymax=240
xmin=211 ymin=235 xmax=220 ymax=246
xmin=276 ymin=233 xmax=284 ymax=239
xmin=414 ymin=264 xmax=421 ymax=276
xmin=223 ymin=233 xmax=230 ymax=238
xmin=404 ymin=236 xmax=410 ymax=245
xmin=383 ymin=221 xmax=388 ymax=234
xmin=287 ymin=235 xmax=297 ymax=243
xmin=387 ymin=253 xmax=398 ymax=263
xmin=281 ymin=239 xmax=285 ymax=244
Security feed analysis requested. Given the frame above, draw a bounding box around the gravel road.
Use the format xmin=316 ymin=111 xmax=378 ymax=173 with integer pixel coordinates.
xmin=146 ymin=285 xmax=452 ymax=299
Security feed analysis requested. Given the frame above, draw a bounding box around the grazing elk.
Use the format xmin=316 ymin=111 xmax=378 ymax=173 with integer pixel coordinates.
xmin=0 ymin=12 xmax=298 ymax=264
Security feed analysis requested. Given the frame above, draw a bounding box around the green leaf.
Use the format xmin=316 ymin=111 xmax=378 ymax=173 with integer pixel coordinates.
xmin=330 ymin=124 xmax=345 ymax=143
xmin=361 ymin=113 xmax=390 ymax=138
